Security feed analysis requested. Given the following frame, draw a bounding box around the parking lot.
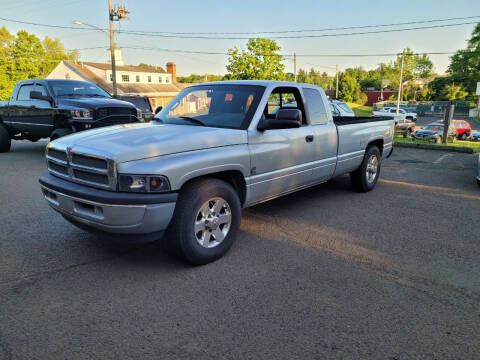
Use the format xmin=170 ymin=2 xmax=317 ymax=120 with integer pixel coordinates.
xmin=1 ymin=140 xmax=479 ymax=359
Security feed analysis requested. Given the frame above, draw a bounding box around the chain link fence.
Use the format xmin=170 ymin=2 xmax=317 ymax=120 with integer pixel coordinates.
xmin=373 ymin=100 xmax=473 ymax=117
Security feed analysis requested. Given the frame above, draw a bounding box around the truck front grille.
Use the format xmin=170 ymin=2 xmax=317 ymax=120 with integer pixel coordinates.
xmin=97 ymin=107 xmax=136 ymax=118
xmin=46 ymin=146 xmax=116 ymax=190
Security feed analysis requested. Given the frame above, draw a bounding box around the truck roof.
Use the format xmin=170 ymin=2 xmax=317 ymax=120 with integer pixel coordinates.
xmin=191 ymin=80 xmax=322 ymax=89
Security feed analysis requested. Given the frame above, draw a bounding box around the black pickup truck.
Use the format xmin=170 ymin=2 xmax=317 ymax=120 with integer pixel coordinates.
xmin=0 ymin=79 xmax=140 ymax=152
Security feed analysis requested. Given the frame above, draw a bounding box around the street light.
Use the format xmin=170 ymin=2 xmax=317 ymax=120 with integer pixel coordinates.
xmin=72 ymin=20 xmax=109 ymax=36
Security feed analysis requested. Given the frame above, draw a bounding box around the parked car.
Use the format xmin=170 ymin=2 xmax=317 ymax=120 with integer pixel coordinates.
xmin=330 ymin=100 xmax=355 ymax=117
xmin=451 ymin=120 xmax=472 ymax=140
xmin=395 ymin=118 xmax=416 ymax=138
xmin=412 ymin=122 xmax=457 ymax=143
xmin=0 ymin=79 xmax=140 ymax=152
xmin=114 ymin=94 xmax=153 ymax=122
xmin=373 ymin=107 xmax=418 ymax=122
xmin=472 ymin=130 xmax=480 ymax=141
xmin=39 ymin=80 xmax=394 ymax=264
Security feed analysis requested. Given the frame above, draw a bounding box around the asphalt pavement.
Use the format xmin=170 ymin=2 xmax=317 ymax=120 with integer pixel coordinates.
xmin=1 ymin=141 xmax=479 ymax=359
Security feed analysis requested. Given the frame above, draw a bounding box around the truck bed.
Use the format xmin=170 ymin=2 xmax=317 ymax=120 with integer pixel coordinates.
xmin=333 ymin=116 xmax=393 ymax=125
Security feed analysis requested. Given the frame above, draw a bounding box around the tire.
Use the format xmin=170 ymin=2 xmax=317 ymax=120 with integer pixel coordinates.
xmin=350 ymin=146 xmax=382 ymax=192
xmin=50 ymin=128 xmax=72 ymax=141
xmin=0 ymin=123 xmax=11 ymax=153
xmin=461 ymin=133 xmax=467 ymax=140
xmin=404 ymin=129 xmax=412 ymax=138
xmin=166 ymin=178 xmax=241 ymax=264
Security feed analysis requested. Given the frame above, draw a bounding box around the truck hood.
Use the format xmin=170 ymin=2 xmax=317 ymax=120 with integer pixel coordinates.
xmin=58 ymin=97 xmax=136 ymax=110
xmin=52 ymin=123 xmax=248 ymax=163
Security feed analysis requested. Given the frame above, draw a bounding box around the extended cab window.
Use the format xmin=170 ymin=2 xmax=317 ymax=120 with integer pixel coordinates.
xmin=17 ymin=84 xmax=34 ymax=101
xmin=303 ymin=88 xmax=328 ymax=125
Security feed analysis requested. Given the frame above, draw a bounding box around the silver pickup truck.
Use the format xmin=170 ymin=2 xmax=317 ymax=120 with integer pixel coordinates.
xmin=39 ymin=81 xmax=394 ymax=264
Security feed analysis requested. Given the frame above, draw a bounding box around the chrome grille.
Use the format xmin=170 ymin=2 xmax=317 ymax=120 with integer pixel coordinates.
xmin=97 ymin=107 xmax=136 ymax=118
xmin=46 ymin=144 xmax=117 ymax=190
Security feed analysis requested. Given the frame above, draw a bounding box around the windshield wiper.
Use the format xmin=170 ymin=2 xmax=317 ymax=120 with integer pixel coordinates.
xmin=57 ymin=93 xmax=77 ymax=97
xmin=178 ymin=116 xmax=206 ymax=127
xmin=83 ymin=94 xmax=107 ymax=97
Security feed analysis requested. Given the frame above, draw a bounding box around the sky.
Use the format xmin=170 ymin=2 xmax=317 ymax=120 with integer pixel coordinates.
xmin=1 ymin=0 xmax=480 ymax=76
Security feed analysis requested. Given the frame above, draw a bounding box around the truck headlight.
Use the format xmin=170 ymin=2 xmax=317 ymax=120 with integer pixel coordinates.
xmin=70 ymin=109 xmax=93 ymax=120
xmin=118 ymin=175 xmax=170 ymax=193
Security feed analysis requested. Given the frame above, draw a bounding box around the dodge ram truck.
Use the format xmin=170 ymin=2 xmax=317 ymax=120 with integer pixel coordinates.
xmin=0 ymin=79 xmax=140 ymax=152
xmin=39 ymin=81 xmax=394 ymax=264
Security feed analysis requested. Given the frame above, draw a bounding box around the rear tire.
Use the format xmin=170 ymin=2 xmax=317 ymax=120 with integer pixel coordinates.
xmin=0 ymin=123 xmax=11 ymax=153
xmin=50 ymin=128 xmax=72 ymax=141
xmin=166 ymin=178 xmax=241 ymax=265
xmin=461 ymin=133 xmax=467 ymax=140
xmin=350 ymin=146 xmax=382 ymax=192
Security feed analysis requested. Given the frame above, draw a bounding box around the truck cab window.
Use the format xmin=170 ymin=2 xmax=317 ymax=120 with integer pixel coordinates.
xmin=265 ymin=87 xmax=304 ymax=123
xmin=17 ymin=85 xmax=34 ymax=101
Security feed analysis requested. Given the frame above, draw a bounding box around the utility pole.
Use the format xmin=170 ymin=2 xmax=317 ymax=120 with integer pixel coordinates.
xmin=294 ymin=53 xmax=297 ymax=82
xmin=335 ymin=64 xmax=339 ymax=99
xmin=396 ymin=49 xmax=405 ymax=115
xmin=108 ymin=1 xmax=129 ymax=96
xmin=442 ymin=101 xmax=454 ymax=144
xmin=379 ymin=63 xmax=384 ymax=102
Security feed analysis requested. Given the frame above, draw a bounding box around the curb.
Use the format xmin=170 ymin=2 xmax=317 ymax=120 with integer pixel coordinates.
xmin=394 ymin=142 xmax=474 ymax=153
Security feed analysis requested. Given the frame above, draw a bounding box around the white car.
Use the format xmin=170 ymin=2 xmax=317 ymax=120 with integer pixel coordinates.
xmin=373 ymin=107 xmax=418 ymax=122
xmin=330 ymin=100 xmax=355 ymax=117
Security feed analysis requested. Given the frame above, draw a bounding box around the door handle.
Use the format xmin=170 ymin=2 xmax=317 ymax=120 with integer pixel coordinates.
xmin=305 ymin=135 xmax=314 ymax=143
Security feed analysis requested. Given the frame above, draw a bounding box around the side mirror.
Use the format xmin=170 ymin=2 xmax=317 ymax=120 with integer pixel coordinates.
xmin=30 ymin=91 xmax=52 ymax=103
xmin=155 ymin=106 xmax=163 ymax=115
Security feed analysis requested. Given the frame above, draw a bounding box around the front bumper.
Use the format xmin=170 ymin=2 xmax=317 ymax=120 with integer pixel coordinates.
xmin=39 ymin=172 xmax=177 ymax=235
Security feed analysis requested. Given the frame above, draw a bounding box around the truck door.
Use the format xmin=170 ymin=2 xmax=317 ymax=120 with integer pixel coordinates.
xmin=8 ymin=83 xmax=35 ymax=133
xmin=31 ymin=83 xmax=54 ymax=137
xmin=302 ymin=88 xmax=338 ymax=181
xmin=247 ymin=86 xmax=316 ymax=203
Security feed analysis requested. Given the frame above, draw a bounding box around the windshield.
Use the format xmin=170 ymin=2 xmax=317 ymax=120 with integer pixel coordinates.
xmin=49 ymin=80 xmax=111 ymax=98
xmin=423 ymin=124 xmax=443 ymax=131
xmin=336 ymin=102 xmax=354 ymax=113
xmin=155 ymin=84 xmax=265 ymax=129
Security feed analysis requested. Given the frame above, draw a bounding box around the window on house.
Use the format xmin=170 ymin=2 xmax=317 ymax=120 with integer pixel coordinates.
xmin=65 ymin=73 xmax=70 ymax=80
xmin=151 ymin=98 xmax=157 ymax=109
xmin=136 ymin=75 xmax=140 ymax=82
xmin=148 ymin=76 xmax=151 ymax=83
xmin=122 ymin=75 xmax=130 ymax=82
xmin=110 ymin=74 xmax=113 ymax=82
xmin=165 ymin=77 xmax=170 ymax=83
xmin=159 ymin=76 xmax=163 ymax=83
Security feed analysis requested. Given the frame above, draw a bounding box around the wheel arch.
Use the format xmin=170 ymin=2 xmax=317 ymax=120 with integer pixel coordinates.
xmin=367 ymin=138 xmax=384 ymax=155
xmin=179 ymin=169 xmax=247 ymax=207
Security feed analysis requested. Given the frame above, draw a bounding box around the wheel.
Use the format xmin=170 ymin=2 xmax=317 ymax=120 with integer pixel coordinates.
xmin=404 ymin=129 xmax=412 ymax=138
xmin=0 ymin=123 xmax=11 ymax=153
xmin=350 ymin=146 xmax=382 ymax=192
xmin=166 ymin=178 xmax=241 ymax=264
xmin=50 ymin=128 xmax=72 ymax=141
xmin=461 ymin=133 xmax=467 ymax=140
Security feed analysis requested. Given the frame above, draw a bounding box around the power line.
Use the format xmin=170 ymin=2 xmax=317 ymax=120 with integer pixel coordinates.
xmin=119 ymin=15 xmax=480 ymax=35
xmin=0 ymin=16 xmax=478 ymax=40
xmin=117 ymin=45 xmax=456 ymax=58
xmin=117 ymin=21 xmax=479 ymax=39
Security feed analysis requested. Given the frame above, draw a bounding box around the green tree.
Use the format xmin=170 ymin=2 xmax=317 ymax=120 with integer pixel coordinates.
xmin=447 ymin=23 xmax=480 ymax=98
xmin=226 ymin=38 xmax=285 ymax=80
xmin=441 ymin=83 xmax=468 ymax=100
xmin=339 ymin=72 xmax=361 ymax=102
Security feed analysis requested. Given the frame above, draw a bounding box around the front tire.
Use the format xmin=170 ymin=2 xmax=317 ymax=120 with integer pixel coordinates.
xmin=166 ymin=178 xmax=241 ymax=264
xmin=461 ymin=133 xmax=467 ymax=140
xmin=350 ymin=146 xmax=382 ymax=192
xmin=0 ymin=123 xmax=11 ymax=153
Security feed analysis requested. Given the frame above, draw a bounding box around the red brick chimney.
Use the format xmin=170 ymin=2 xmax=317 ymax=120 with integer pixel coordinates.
xmin=166 ymin=62 xmax=176 ymax=83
